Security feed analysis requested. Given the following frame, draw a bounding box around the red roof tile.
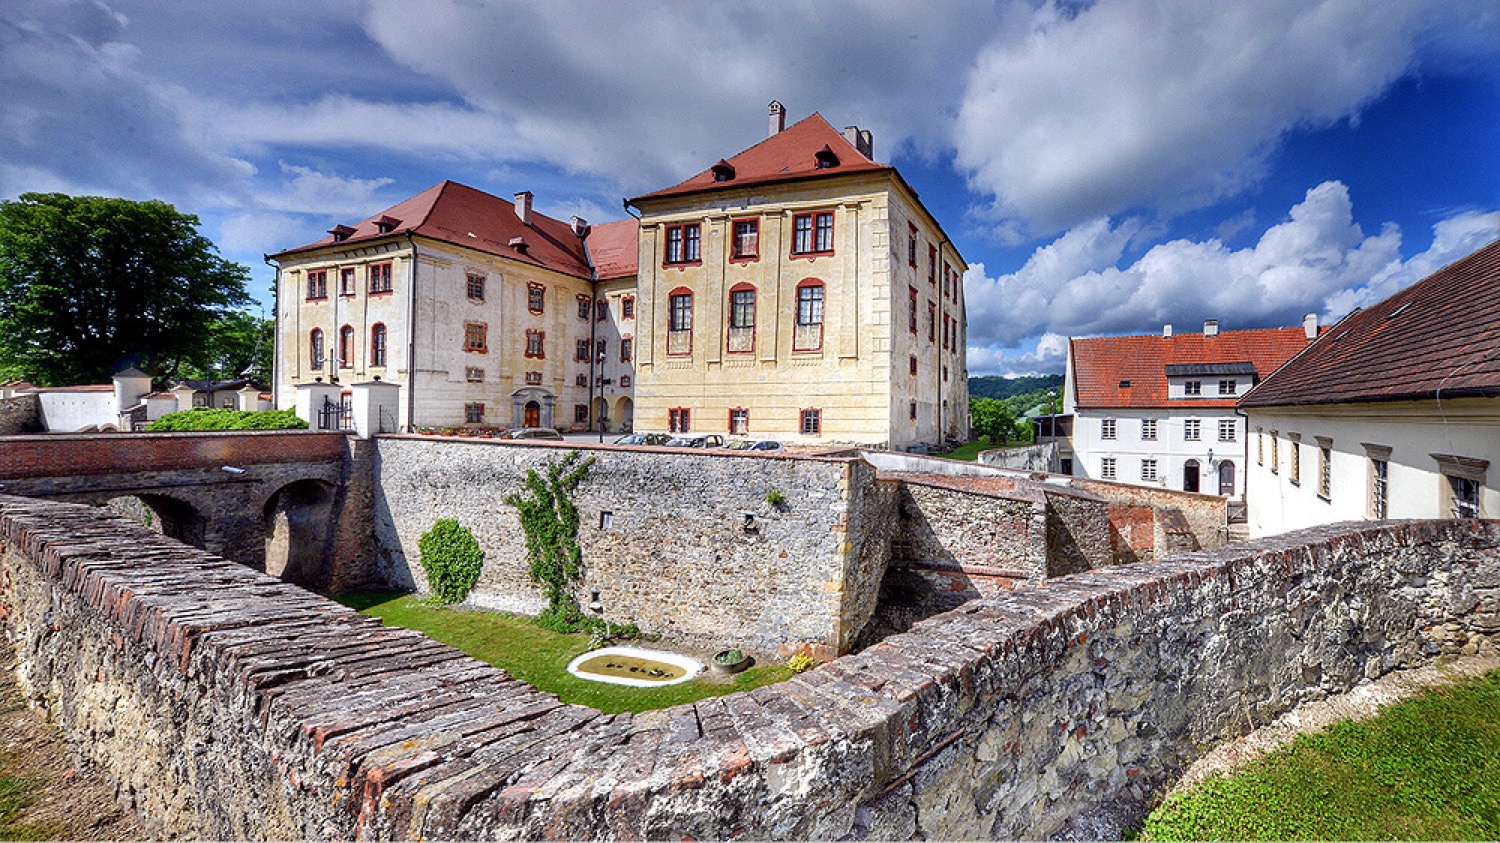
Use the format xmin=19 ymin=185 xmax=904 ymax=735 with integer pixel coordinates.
xmin=273 ymin=181 xmax=595 ymax=279
xmin=1241 ymin=237 xmax=1500 ymax=407
xmin=587 ymin=219 xmax=638 ymax=280
xmin=628 ymin=113 xmax=890 ymax=204
xmin=1071 ymin=327 xmax=1316 ymax=409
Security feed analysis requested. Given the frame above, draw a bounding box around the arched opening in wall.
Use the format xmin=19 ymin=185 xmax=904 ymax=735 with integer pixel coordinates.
xmin=102 ymin=494 xmax=206 ymax=550
xmin=615 ymin=396 xmax=634 ymax=432
xmin=524 ymin=400 xmax=541 ymax=428
xmin=263 ymin=479 xmax=336 ymax=590
xmin=1183 ymin=459 xmax=1201 ymax=493
xmin=1219 ymin=460 xmax=1236 ymax=496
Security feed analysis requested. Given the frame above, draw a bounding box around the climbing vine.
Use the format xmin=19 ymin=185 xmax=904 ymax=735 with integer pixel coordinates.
xmin=417 ymin=518 xmax=484 ymax=604
xmin=504 ymin=450 xmax=597 ymax=630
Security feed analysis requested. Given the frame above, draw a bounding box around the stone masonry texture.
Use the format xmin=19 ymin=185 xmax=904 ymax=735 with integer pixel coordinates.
xmin=0 ymin=394 xmax=40 ymax=435
xmin=2 ymin=493 xmax=1496 ymax=839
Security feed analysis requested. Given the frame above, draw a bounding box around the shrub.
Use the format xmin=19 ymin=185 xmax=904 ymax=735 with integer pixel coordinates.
xmin=417 ymin=518 xmax=484 ymax=604
xmin=504 ymin=451 xmax=597 ymax=628
xmin=786 ymin=653 xmax=817 ymax=673
xmin=765 ymin=487 xmax=786 ymax=508
xmin=146 ymin=407 xmax=307 ymax=431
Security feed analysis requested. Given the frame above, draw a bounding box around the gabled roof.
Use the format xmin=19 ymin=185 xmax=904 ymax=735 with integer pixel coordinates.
xmin=1071 ymin=327 xmax=1316 ymax=410
xmin=628 ymin=113 xmax=891 ymax=204
xmin=1241 ymin=238 xmax=1500 ymax=408
xmin=272 ymin=181 xmax=595 ymax=279
xmin=587 ymin=218 xmax=639 ymax=281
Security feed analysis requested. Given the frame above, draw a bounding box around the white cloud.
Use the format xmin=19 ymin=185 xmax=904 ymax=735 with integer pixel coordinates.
xmin=967 ymin=333 xmax=1069 ymax=377
xmin=217 ymin=211 xmax=313 ymax=256
xmin=260 ymin=163 xmax=395 ymax=217
xmin=954 ymin=0 xmax=1500 ymax=234
xmin=964 ymin=180 xmax=1500 ymax=350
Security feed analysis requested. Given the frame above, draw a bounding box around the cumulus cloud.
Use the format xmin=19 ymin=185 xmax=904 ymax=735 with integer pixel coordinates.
xmin=967 ymin=333 xmax=1069 ymax=378
xmin=954 ymin=0 xmax=1500 ymax=234
xmin=964 ymin=181 xmax=1500 ymax=355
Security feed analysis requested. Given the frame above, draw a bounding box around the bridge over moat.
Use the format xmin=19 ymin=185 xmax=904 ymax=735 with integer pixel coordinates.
xmin=0 ymin=431 xmax=358 ymax=589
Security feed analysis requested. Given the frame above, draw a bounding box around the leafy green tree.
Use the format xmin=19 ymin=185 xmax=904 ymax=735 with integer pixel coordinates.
xmin=177 ymin=310 xmax=273 ymax=383
xmin=970 ymin=397 xmax=1023 ymax=444
xmin=0 ymin=193 xmax=251 ymax=385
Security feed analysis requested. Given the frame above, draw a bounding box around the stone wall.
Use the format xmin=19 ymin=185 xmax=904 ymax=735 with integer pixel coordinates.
xmin=370 ymin=437 xmax=886 ymax=657
xmin=0 ymin=394 xmax=39 ymax=435
xmin=3 ymin=495 xmax=1496 ymax=840
xmin=977 ymin=441 xmax=1057 ymax=472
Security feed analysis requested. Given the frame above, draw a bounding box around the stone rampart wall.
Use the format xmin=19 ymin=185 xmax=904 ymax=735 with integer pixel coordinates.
xmin=370 ymin=437 xmax=882 ymax=657
xmin=3 ymin=495 xmax=1496 ymax=840
xmin=977 ymin=441 xmax=1057 ymax=472
xmin=898 ymin=479 xmax=1047 ymax=578
xmin=0 ymin=394 xmax=39 ymax=435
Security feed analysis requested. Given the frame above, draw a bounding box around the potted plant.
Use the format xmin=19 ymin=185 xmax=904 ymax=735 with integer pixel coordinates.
xmin=711 ymin=647 xmax=751 ymax=676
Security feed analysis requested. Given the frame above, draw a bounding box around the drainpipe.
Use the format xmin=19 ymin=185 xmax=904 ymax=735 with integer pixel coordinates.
xmin=404 ymin=232 xmax=419 ymax=432
xmin=263 ymin=254 xmax=280 ymax=407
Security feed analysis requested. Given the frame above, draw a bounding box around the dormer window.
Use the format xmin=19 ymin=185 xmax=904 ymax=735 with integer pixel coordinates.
xmin=509 ymin=236 xmax=528 ymax=253
xmin=328 ymin=224 xmax=356 ymax=242
xmin=814 ymin=145 xmax=840 ymax=169
xmin=374 ymin=215 xmax=402 ymax=234
xmin=710 ymin=160 xmax=736 ymax=182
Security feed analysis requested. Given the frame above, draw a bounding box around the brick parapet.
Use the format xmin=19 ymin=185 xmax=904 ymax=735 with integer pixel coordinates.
xmin=1 ymin=495 xmax=1497 ymax=839
xmin=0 ymin=430 xmax=350 ymax=479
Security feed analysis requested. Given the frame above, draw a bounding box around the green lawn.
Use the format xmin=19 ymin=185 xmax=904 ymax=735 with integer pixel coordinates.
xmin=1143 ymin=668 xmax=1500 ymax=840
xmin=333 ymin=591 xmax=793 ymax=714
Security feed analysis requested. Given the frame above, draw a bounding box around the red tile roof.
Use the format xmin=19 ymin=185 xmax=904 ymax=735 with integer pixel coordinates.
xmin=628 ymin=113 xmax=891 ymax=204
xmin=273 ymin=181 xmax=595 ymax=279
xmin=1241 ymin=237 xmax=1500 ymax=407
xmin=587 ymin=219 xmax=639 ymax=280
xmin=1071 ymin=327 xmax=1316 ymax=409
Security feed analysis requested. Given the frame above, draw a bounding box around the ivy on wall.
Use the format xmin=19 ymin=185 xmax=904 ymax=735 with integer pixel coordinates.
xmin=504 ymin=450 xmax=597 ymax=630
xmin=417 ymin=518 xmax=484 ymax=603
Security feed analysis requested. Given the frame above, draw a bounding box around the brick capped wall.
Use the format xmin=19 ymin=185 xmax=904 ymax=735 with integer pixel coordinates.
xmin=2 ymin=495 xmax=1495 ymax=840
xmin=0 ymin=430 xmax=350 ymax=480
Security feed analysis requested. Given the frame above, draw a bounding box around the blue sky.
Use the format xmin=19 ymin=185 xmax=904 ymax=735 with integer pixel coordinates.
xmin=3 ymin=0 xmax=1497 ymax=376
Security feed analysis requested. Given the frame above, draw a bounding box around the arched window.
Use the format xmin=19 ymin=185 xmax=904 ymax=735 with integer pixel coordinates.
xmin=667 ymin=287 xmax=693 ymax=356
xmin=370 ymin=323 xmax=387 ymax=367
xmin=338 ymin=325 xmax=354 ymax=369
xmin=309 ymin=328 xmax=324 ymax=369
xmin=728 ymin=282 xmax=755 ymax=354
xmin=793 ymin=279 xmax=825 ymax=352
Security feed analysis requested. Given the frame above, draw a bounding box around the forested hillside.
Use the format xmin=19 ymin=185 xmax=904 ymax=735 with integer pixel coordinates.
xmin=968 ymin=374 xmax=1063 ymax=401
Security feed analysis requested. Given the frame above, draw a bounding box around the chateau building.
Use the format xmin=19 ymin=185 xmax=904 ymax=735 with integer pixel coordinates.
xmin=269 ymin=181 xmax=634 ymax=432
xmin=625 ymin=104 xmax=969 ymax=449
xmin=1241 ymin=237 xmax=1500 ymax=536
xmin=1064 ymin=320 xmax=1318 ymax=498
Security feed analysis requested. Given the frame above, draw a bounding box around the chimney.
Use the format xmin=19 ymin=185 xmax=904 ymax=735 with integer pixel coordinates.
xmin=1303 ymin=312 xmax=1318 ymax=341
xmin=768 ymin=100 xmax=785 ymax=137
xmin=1162 ymin=323 xmax=1173 ymax=339
xmin=859 ymin=128 xmax=874 ymax=159
xmin=843 ymin=125 xmax=860 ymax=147
xmin=514 ymin=191 xmax=533 ymax=226
xmin=571 ymin=216 xmax=590 ymax=239
xmin=1203 ymin=319 xmax=1219 ymax=338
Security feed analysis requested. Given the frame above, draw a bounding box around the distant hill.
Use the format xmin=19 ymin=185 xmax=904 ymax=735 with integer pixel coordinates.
xmin=968 ymin=374 xmax=1063 ymax=401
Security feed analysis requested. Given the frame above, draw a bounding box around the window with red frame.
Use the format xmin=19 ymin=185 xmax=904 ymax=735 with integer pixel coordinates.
xmin=577 ymin=295 xmax=591 ymax=319
xmin=909 ymin=401 xmax=917 ymax=421
xmin=908 ymin=287 xmax=918 ymax=333
xmin=340 ymin=267 xmax=356 ymax=296
xmin=800 ymin=408 xmax=821 ymax=436
xmin=466 ymin=273 xmax=485 ymax=302
xmin=575 ymin=404 xmax=589 ymax=423
xmin=309 ymin=328 xmax=325 ymax=368
xmin=928 ymin=245 xmax=936 ymax=283
xmin=370 ymin=323 xmax=387 ymax=367
xmin=730 ymin=286 xmax=756 ymax=331
xmin=464 ymin=323 xmax=487 ymax=352
xmin=622 ymin=296 xmax=635 ymax=319
xmin=669 ymin=407 xmax=691 ymax=433
xmin=596 ymin=298 xmax=608 ymax=321
xmin=525 ymin=330 xmax=545 ymax=359
xmin=368 ymin=262 xmax=392 ymax=293
xmin=338 ymin=325 xmax=354 ymax=368
xmin=910 ymin=355 xmax=917 ymax=377
xmin=595 ymin=339 xmax=606 ymax=360
xmin=669 ymin=292 xmax=692 ymax=332
xmin=620 ymin=338 xmax=633 ymax=363
xmin=908 ymin=223 xmax=918 ymax=266
xmin=927 ymin=301 xmax=936 ymax=343
xmin=620 ymin=374 xmax=631 ymax=388
xmin=943 ymin=262 xmax=952 ymax=298
xmin=527 ymin=283 xmax=545 ymax=314
xmin=791 ymin=211 xmax=834 ymax=255
xmin=664 ymin=224 xmax=701 ymax=264
xmin=575 ymin=339 xmax=589 ymax=362
xmin=729 ymin=407 xmax=748 ymax=435
xmin=796 ymin=283 xmax=823 ymax=327
xmin=306 ymin=270 xmax=327 ymax=300
xmin=464 ymin=403 xmax=484 ymax=424
xmin=732 ymin=219 xmax=759 ymax=260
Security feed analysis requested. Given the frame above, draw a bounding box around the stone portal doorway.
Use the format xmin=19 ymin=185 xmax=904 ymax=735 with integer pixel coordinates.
xmin=524 ymin=401 xmax=541 ymax=427
xmin=511 ymin=388 xmax=555 ymax=430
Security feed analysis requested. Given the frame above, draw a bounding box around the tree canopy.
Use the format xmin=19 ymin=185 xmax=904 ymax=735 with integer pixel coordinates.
xmin=970 ymin=397 xmax=1026 ymax=445
xmin=0 ymin=193 xmax=252 ymax=385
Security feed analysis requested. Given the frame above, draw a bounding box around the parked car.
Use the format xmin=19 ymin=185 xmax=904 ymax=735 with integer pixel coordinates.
xmin=663 ymin=433 xmax=725 ymax=448
xmin=726 ymin=439 xmax=784 ymax=452
xmin=510 ymin=427 xmax=564 ymax=440
xmin=614 ymin=433 xmax=672 ymax=446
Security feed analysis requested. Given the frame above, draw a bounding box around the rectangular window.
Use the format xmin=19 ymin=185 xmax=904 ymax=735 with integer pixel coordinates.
xmin=464 ymin=322 xmax=487 ymax=353
xmin=371 ymin=324 xmax=387 ymax=367
xmin=306 ymin=270 xmax=327 ymax=300
xmin=731 ymin=288 xmax=756 ymax=330
xmin=909 ymin=356 xmax=918 ymax=377
xmin=909 ymin=401 xmax=917 ymax=421
xmin=577 ymin=296 xmax=592 ymax=319
xmin=464 ymin=403 xmax=484 ymax=424
xmin=908 ymin=287 xmax=918 ymax=333
xmin=576 ymin=340 xmax=590 ymax=362
xmin=1184 ymin=419 xmax=1201 ymax=441
xmin=1101 ymin=418 xmax=1116 ymax=440
xmin=466 ymin=273 xmax=485 ymax=301
xmin=1371 ymin=458 xmax=1389 ymax=519
xmin=525 ymin=371 xmax=542 ymax=385
xmin=928 ymin=244 xmax=937 ymax=284
xmin=1289 ymin=436 xmax=1302 ymax=485
xmin=1142 ymin=418 xmax=1157 ymax=440
xmin=1450 ymin=476 xmax=1481 ymax=518
xmin=1218 ymin=419 xmax=1237 ymax=441
xmin=576 ymin=373 xmax=588 ymax=387
xmin=1257 ymin=430 xmax=1264 ymax=465
xmin=1271 ymin=432 xmax=1279 ymax=474
xmin=1101 ymin=457 xmax=1116 ymax=480
xmin=732 ymin=219 xmax=759 ymax=260
xmin=1218 ymin=379 xmax=1237 ymax=395
xmin=1141 ymin=458 xmax=1158 ymax=482
xmin=368 ymin=262 xmax=392 ymax=293
xmin=525 ymin=330 xmax=545 ymax=359
xmin=620 ymin=338 xmax=633 ymax=363
xmin=927 ymin=301 xmax=936 ymax=343
xmin=668 ymin=407 xmax=691 ymax=433
xmin=908 ymin=224 xmax=918 ymax=267
xmin=465 ymin=366 xmax=484 ymax=382
xmin=575 ymin=404 xmax=590 ymax=423
xmin=596 ymin=339 xmax=606 ymax=361
xmin=729 ymin=407 xmax=748 ymax=435
xmin=622 ymin=296 xmax=635 ymax=319
xmin=669 ymin=293 xmax=692 ymax=333
xmin=800 ymin=408 xmax=822 ymax=436
xmin=1317 ymin=437 xmax=1332 ymax=500
xmin=340 ymin=267 xmax=356 ymax=296
xmin=664 ymin=224 xmax=701 ymax=264
xmin=1184 ymin=380 xmax=1201 ymax=396
xmin=619 ymin=374 xmax=631 ymax=388
xmin=797 ymin=284 xmax=824 ymax=326
xmin=792 ymin=211 xmax=834 ymax=255
xmin=528 ymin=283 xmax=545 ymax=314
xmin=943 ymin=262 xmax=952 ymax=298
xmin=597 ymin=299 xmax=608 ymax=321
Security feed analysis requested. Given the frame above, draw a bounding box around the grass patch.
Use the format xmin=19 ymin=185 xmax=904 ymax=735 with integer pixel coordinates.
xmin=935 ymin=439 xmax=989 ymax=461
xmin=0 ymin=772 xmax=51 ymax=841
xmin=1143 ymin=669 xmax=1500 ymax=840
xmin=334 ymin=591 xmax=793 ymax=714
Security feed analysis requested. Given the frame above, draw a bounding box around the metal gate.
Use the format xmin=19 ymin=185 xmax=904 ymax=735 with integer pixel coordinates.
xmin=317 ymin=397 xmax=353 ymax=431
